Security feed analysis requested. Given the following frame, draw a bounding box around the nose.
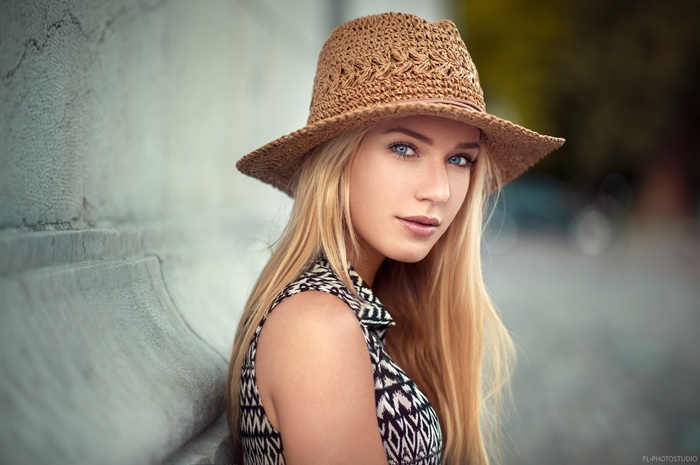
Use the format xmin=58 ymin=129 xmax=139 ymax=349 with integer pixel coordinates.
xmin=416 ymin=161 xmax=450 ymax=204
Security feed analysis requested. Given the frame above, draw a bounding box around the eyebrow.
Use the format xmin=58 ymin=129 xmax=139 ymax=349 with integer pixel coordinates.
xmin=382 ymin=127 xmax=480 ymax=150
xmin=455 ymin=142 xmax=481 ymax=150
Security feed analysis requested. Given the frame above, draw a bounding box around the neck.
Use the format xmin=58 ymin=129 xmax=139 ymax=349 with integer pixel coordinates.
xmin=349 ymin=248 xmax=384 ymax=288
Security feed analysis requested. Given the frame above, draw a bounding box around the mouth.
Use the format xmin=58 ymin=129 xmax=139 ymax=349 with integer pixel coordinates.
xmin=397 ymin=216 xmax=441 ymax=238
xmin=399 ymin=216 xmax=441 ymax=226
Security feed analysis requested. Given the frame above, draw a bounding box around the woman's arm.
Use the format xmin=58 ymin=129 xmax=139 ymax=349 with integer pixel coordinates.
xmin=256 ymin=291 xmax=388 ymax=465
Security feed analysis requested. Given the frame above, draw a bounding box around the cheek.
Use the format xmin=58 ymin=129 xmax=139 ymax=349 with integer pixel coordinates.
xmin=350 ymin=154 xmax=396 ymax=204
xmin=349 ymin=158 xmax=380 ymax=224
xmin=351 ymin=173 xmax=390 ymax=227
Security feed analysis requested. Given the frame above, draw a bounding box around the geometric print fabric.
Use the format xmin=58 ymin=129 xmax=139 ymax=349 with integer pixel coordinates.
xmin=240 ymin=256 xmax=442 ymax=464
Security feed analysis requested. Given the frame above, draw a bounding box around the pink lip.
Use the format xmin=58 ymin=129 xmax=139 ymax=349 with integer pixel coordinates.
xmin=397 ymin=216 xmax=441 ymax=238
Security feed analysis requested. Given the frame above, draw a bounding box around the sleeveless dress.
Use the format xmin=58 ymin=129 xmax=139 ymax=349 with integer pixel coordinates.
xmin=239 ymin=256 xmax=442 ymax=464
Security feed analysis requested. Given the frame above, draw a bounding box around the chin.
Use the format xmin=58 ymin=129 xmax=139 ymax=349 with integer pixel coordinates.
xmin=385 ymin=247 xmax=433 ymax=264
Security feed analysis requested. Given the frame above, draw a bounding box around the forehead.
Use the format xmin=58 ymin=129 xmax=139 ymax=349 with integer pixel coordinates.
xmin=368 ymin=115 xmax=480 ymax=140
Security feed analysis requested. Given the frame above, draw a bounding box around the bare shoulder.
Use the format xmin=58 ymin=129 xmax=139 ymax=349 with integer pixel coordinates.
xmin=256 ymin=291 xmax=387 ymax=464
xmin=256 ymin=291 xmax=368 ymax=385
xmin=262 ymin=291 xmax=362 ymax=340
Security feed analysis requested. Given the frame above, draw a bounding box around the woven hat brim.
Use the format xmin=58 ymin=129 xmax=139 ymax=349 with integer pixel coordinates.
xmin=236 ymin=101 xmax=565 ymax=196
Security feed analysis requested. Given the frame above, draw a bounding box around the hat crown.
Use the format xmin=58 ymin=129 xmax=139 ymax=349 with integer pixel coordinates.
xmin=308 ymin=13 xmax=485 ymax=125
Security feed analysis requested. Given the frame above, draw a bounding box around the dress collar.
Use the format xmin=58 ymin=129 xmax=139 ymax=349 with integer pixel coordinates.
xmin=348 ymin=265 xmax=396 ymax=329
xmin=318 ymin=255 xmax=396 ymax=329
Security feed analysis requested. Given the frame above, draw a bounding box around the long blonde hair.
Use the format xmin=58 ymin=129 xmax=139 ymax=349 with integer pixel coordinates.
xmin=226 ymin=124 xmax=514 ymax=465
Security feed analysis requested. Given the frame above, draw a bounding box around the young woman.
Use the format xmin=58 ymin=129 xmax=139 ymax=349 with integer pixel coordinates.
xmin=226 ymin=12 xmax=564 ymax=465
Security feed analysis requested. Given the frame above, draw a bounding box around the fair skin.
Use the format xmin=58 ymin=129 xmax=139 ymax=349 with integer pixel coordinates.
xmin=256 ymin=115 xmax=480 ymax=464
xmin=350 ymin=115 xmax=480 ymax=285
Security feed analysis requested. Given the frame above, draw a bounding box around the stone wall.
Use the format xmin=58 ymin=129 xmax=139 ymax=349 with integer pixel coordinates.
xmin=0 ymin=1 xmax=446 ymax=464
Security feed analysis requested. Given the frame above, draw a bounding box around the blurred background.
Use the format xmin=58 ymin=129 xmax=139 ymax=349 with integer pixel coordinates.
xmin=458 ymin=0 xmax=700 ymax=245
xmin=456 ymin=1 xmax=700 ymax=463
xmin=1 ymin=0 xmax=698 ymax=464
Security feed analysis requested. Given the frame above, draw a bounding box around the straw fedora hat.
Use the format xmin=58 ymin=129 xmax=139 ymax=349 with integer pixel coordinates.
xmin=236 ymin=12 xmax=564 ymax=196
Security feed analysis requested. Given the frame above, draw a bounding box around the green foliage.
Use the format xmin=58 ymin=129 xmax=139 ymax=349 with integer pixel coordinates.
xmin=455 ymin=0 xmax=568 ymax=134
xmin=454 ymin=0 xmax=700 ymax=190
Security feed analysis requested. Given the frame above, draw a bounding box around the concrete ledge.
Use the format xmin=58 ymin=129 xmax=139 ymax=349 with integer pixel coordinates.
xmin=0 ymin=229 xmax=143 ymax=277
xmin=0 ymin=229 xmax=237 ymax=464
xmin=164 ymin=414 xmax=233 ymax=465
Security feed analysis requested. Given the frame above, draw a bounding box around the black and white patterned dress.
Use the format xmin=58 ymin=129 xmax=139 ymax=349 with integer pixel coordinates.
xmin=240 ymin=256 xmax=442 ymax=464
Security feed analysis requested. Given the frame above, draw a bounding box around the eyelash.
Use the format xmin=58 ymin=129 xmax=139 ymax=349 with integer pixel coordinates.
xmin=389 ymin=142 xmax=417 ymax=159
xmin=389 ymin=142 xmax=477 ymax=169
xmin=448 ymin=155 xmax=477 ymax=169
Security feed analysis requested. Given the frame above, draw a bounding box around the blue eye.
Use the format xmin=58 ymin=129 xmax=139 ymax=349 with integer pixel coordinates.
xmin=390 ymin=143 xmax=416 ymax=158
xmin=448 ymin=155 xmax=476 ymax=168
